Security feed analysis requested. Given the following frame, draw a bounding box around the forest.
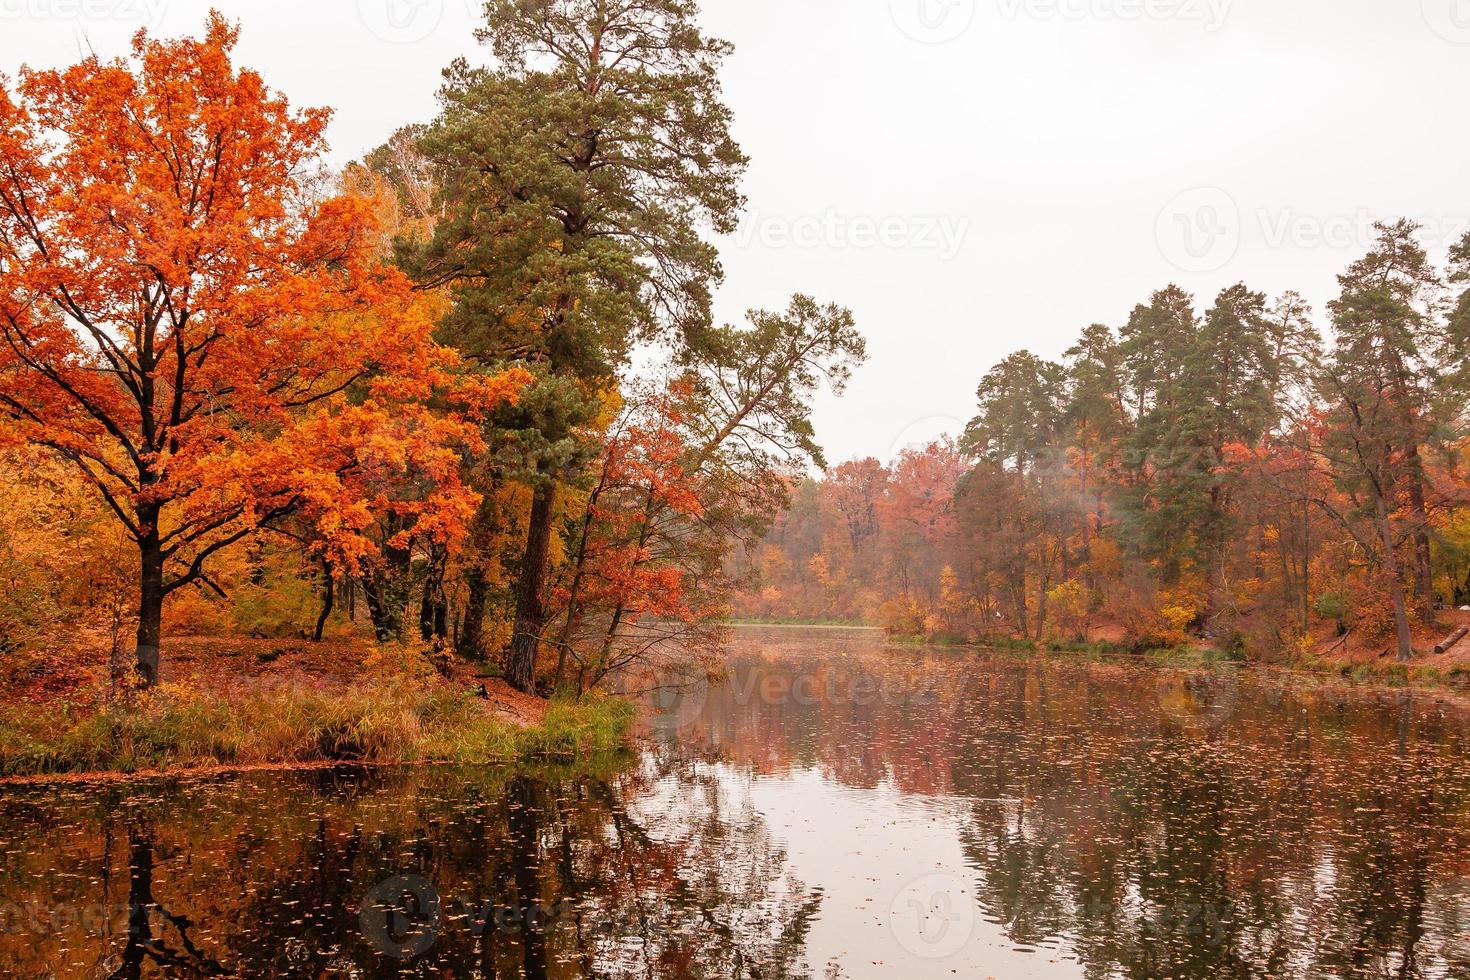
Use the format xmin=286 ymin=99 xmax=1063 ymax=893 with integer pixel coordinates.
xmin=6 ymin=3 xmax=1470 ymax=976
xmin=1 ymin=0 xmax=1468 ymax=781
xmin=736 ymin=227 xmax=1470 ymax=666
xmin=0 ymin=4 xmax=864 ymax=715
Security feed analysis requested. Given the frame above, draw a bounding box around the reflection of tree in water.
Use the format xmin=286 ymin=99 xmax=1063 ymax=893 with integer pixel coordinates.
xmin=108 ymin=818 xmax=231 ymax=979
xmin=706 ymin=644 xmax=1470 ymax=980
xmin=938 ymin=670 xmax=1470 ymax=979
xmin=8 ymin=644 xmax=1470 ymax=979
xmin=0 ymin=757 xmax=821 ymax=979
xmin=573 ymin=751 xmax=821 ymax=978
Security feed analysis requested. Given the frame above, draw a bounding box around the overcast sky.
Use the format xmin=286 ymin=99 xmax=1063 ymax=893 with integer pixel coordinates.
xmin=5 ymin=0 xmax=1469 ymax=465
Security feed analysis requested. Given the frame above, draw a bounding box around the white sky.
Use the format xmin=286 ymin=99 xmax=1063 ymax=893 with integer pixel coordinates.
xmin=5 ymin=0 xmax=1469 ymax=465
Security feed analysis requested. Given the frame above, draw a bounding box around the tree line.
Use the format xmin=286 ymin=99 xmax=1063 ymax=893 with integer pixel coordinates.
xmin=738 ymin=221 xmax=1470 ymax=662
xmin=0 ymin=2 xmax=865 ymax=693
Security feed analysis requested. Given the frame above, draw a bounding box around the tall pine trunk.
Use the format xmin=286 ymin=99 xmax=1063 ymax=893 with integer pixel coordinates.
xmin=1406 ymin=469 xmax=1435 ymax=624
xmin=506 ymin=479 xmax=556 ymax=694
xmin=1375 ymin=495 xmax=1415 ymax=663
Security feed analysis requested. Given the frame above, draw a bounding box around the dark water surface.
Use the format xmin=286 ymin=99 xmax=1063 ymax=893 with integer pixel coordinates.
xmin=5 ymin=627 xmax=1470 ymax=978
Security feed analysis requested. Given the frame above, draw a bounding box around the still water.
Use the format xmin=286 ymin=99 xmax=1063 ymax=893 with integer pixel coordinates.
xmin=4 ymin=626 xmax=1470 ymax=978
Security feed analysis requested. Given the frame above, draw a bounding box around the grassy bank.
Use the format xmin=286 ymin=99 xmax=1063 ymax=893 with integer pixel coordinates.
xmin=0 ymin=677 xmax=634 ymax=779
xmin=1292 ymin=654 xmax=1470 ymax=688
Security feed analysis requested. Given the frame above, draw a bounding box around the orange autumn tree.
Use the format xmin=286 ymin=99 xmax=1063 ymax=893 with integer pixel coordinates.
xmin=0 ymin=15 xmax=501 ymax=685
xmin=551 ymin=380 xmax=723 ymax=691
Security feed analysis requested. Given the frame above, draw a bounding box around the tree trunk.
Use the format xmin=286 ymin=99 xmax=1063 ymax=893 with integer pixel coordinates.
xmin=435 ymin=602 xmax=448 ymax=642
xmin=1300 ymin=498 xmax=1311 ymax=635
xmin=507 ymin=479 xmax=556 ymax=694
xmin=432 ymin=546 xmax=451 ymax=643
xmin=1433 ymin=627 xmax=1468 ymax=655
xmin=313 ymin=564 xmax=335 ymax=643
xmin=361 ymin=579 xmax=397 ymax=642
xmin=1375 ymin=497 xmax=1415 ymax=663
xmin=553 ymin=493 xmax=604 ymax=690
xmin=1200 ymin=483 xmax=1228 ymax=635
xmin=458 ymin=566 xmax=489 ymax=660
xmin=1406 ymin=453 xmax=1434 ymax=624
xmin=362 ymin=537 xmax=412 ymax=642
xmin=418 ymin=559 xmax=448 ymax=645
xmin=134 ymin=508 xmax=164 ymax=689
xmin=455 ymin=495 xmax=503 ymax=660
xmin=1034 ymin=568 xmax=1048 ymax=643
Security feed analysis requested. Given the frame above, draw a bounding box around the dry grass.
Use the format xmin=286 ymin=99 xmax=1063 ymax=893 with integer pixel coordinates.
xmin=0 ymin=674 xmax=633 ymax=778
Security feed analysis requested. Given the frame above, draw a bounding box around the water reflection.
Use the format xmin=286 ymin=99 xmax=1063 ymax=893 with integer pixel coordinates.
xmin=4 ymin=627 xmax=1470 ymax=978
xmin=0 ymin=759 xmax=816 ymax=978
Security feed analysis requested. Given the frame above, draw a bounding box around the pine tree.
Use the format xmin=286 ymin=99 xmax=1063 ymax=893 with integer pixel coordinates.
xmin=1064 ymin=324 xmax=1130 ymax=565
xmin=1117 ymin=286 xmax=1200 ymax=579
xmin=1181 ymin=284 xmax=1279 ymax=619
xmin=409 ymin=0 xmax=747 ymax=691
xmin=964 ymin=351 xmax=1067 ymax=475
xmin=1326 ymin=221 xmax=1444 ymax=625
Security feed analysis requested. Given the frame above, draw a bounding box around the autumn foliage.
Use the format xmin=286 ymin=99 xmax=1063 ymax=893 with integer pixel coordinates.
xmin=736 ymin=224 xmax=1470 ymax=663
xmin=0 ymin=10 xmax=862 ymax=698
xmin=0 ymin=15 xmax=520 ymax=683
xmin=12 ymin=6 xmax=1465 ymax=712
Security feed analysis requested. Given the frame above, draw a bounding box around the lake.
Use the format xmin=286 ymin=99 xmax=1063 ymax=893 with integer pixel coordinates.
xmin=4 ymin=626 xmax=1470 ymax=978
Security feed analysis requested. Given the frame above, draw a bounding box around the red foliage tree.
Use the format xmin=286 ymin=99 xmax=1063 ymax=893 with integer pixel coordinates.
xmin=0 ymin=15 xmax=515 ymax=683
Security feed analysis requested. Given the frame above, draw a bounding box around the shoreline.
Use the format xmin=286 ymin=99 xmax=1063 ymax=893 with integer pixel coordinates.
xmin=0 ymin=672 xmax=635 ymax=784
xmin=0 ymin=748 xmax=639 ymax=791
xmin=917 ymin=637 xmax=1470 ymax=700
xmin=728 ymin=621 xmax=881 ymax=631
xmin=7 ymin=623 xmax=1466 ymax=784
xmin=731 ymin=620 xmax=1470 ymax=697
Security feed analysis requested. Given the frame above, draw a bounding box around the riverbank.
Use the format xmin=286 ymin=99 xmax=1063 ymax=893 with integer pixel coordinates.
xmin=845 ymin=608 xmax=1470 ymax=694
xmin=727 ymin=617 xmax=875 ymax=629
xmin=0 ymin=635 xmax=634 ymax=779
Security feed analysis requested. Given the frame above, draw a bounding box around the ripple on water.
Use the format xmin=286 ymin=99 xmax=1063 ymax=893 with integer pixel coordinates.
xmin=3 ymin=626 xmax=1470 ymax=978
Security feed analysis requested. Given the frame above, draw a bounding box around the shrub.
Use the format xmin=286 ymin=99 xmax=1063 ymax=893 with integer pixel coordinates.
xmin=878 ymin=597 xmax=928 ymax=638
xmin=1047 ymin=580 xmax=1093 ymax=641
